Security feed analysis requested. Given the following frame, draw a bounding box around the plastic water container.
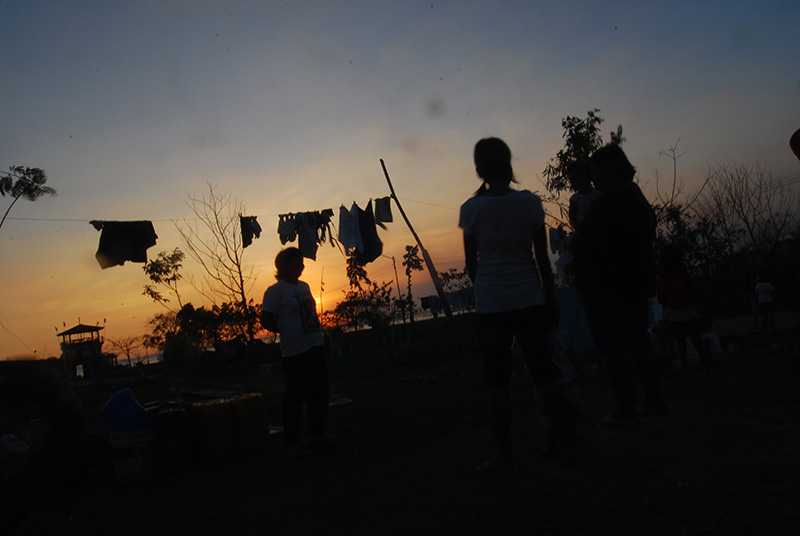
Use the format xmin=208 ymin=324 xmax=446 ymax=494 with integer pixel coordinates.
xmin=155 ymin=405 xmax=193 ymax=472
xmin=102 ymin=388 xmax=152 ymax=431
xmin=110 ymin=428 xmax=155 ymax=482
xmin=190 ymin=399 xmax=235 ymax=461
xmin=229 ymin=393 xmax=270 ymax=453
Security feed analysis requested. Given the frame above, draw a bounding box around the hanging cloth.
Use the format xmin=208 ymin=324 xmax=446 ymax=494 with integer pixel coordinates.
xmin=240 ymin=215 xmax=262 ymax=248
xmin=277 ymin=214 xmax=297 ymax=245
xmin=374 ymin=196 xmax=393 ymax=229
xmin=278 ymin=209 xmax=337 ymax=260
xmin=296 ymin=212 xmax=319 ymax=260
xmin=92 ymin=220 xmax=158 ymax=269
xmin=338 ymin=204 xmax=363 ymax=255
xmin=354 ymin=200 xmax=382 ymax=265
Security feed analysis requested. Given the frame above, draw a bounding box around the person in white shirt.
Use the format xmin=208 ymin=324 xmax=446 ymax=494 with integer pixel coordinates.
xmin=459 ymin=137 xmax=575 ymax=472
xmin=261 ymin=247 xmax=337 ymax=457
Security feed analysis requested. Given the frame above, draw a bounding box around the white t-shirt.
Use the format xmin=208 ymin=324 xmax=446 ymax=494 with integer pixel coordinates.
xmin=262 ymin=280 xmax=323 ymax=357
xmin=459 ymin=189 xmax=546 ymax=313
xmin=569 ymin=188 xmax=602 ymax=227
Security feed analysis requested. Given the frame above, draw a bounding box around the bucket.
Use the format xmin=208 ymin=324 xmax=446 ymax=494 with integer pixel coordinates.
xmin=110 ymin=428 xmax=155 ymax=483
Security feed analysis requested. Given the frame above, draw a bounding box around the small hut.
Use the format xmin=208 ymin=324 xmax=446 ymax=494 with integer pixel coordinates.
xmin=57 ymin=324 xmax=114 ymax=380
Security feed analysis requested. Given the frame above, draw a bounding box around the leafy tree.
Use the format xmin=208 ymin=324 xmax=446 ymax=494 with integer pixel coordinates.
xmin=541 ymin=109 xmax=623 ymax=226
xmin=402 ymin=245 xmax=424 ymax=322
xmin=142 ymin=248 xmax=185 ymax=311
xmin=322 ymin=280 xmax=395 ymax=332
xmin=143 ymin=311 xmax=179 ymax=352
xmin=212 ymin=300 xmax=261 ymax=341
xmin=438 ymin=266 xmax=471 ymax=293
xmin=346 ymin=255 xmax=372 ymax=290
xmin=0 ymin=166 xmax=57 ymax=231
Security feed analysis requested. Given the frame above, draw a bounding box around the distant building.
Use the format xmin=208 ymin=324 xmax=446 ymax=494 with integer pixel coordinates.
xmin=57 ymin=324 xmax=115 ymax=380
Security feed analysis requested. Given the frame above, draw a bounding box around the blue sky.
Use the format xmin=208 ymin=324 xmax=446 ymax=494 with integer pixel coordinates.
xmin=2 ymin=1 xmax=799 ymax=358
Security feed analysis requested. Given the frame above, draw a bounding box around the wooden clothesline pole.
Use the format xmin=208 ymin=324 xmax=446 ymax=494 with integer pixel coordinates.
xmin=380 ymin=159 xmax=452 ymax=318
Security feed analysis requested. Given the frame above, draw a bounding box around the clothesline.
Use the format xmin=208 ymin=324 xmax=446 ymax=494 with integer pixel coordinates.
xmin=3 ymin=196 xmax=460 ymax=224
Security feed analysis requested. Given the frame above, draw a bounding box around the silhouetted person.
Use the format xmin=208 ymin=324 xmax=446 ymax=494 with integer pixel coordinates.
xmin=261 ymin=247 xmax=337 ymax=458
xmin=572 ymin=144 xmax=665 ymax=426
xmin=567 ymin=160 xmax=602 ymax=233
xmin=459 ymin=137 xmax=575 ymax=472
xmin=657 ymin=244 xmax=712 ymax=379
xmin=754 ymin=275 xmax=775 ymax=331
xmin=1 ymin=359 xmax=84 ymax=532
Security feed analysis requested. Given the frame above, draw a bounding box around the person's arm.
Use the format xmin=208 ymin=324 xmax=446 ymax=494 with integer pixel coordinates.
xmin=568 ymin=198 xmax=580 ymax=232
xmin=533 ymin=224 xmax=559 ymax=327
xmin=464 ymin=233 xmax=478 ymax=285
xmin=260 ymin=310 xmax=279 ymax=333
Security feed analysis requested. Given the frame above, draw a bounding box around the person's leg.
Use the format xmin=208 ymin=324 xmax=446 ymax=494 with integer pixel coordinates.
xmin=515 ymin=307 xmax=577 ymax=462
xmin=477 ymin=312 xmax=514 ymax=469
xmin=632 ymin=300 xmax=664 ymax=409
xmin=670 ymin=321 xmax=690 ymax=373
xmin=766 ymin=303 xmax=776 ymax=329
xmin=605 ymin=351 xmax=639 ymax=419
xmin=583 ymin=298 xmax=639 ymax=420
xmin=687 ymin=321 xmax=712 ymax=381
xmin=282 ymin=356 xmax=307 ymax=448
xmin=305 ymin=346 xmax=331 ymax=440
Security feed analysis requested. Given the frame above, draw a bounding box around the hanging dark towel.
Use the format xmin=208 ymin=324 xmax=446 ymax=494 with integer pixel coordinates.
xmin=277 ymin=214 xmax=297 ymax=245
xmin=240 ymin=216 xmax=262 ymax=248
xmin=354 ymin=200 xmax=382 ymax=265
xmin=374 ymin=196 xmax=393 ymax=229
xmin=296 ymin=212 xmax=319 ymax=260
xmin=94 ymin=221 xmax=158 ymax=269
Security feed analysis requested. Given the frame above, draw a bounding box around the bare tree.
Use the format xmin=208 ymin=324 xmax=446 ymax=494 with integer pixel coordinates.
xmin=695 ymin=162 xmax=800 ymax=264
xmin=107 ymin=336 xmax=142 ymax=367
xmin=176 ymin=184 xmax=258 ymax=340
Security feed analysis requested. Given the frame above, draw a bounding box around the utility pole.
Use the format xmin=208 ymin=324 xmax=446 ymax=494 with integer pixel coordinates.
xmin=380 ymin=159 xmax=452 ymax=318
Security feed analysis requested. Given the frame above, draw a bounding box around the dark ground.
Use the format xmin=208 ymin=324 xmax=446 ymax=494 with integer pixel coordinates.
xmin=10 ymin=316 xmax=800 ymax=536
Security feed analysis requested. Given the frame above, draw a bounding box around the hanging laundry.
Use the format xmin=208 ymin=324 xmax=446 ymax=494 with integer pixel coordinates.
xmin=354 ymin=200 xmax=382 ymax=265
xmin=296 ymin=212 xmax=319 ymax=260
xmin=338 ymin=203 xmax=363 ymax=255
xmin=374 ymin=196 xmax=393 ymax=229
xmin=314 ymin=209 xmax=336 ymax=245
xmin=240 ymin=215 xmax=262 ymax=248
xmin=276 ymin=209 xmax=337 ymax=260
xmin=277 ymin=214 xmax=297 ymax=245
xmin=420 ymin=295 xmax=441 ymax=318
xmin=92 ymin=220 xmax=158 ymax=269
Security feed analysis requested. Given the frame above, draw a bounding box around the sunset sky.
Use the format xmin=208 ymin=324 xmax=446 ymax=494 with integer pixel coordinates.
xmin=2 ymin=1 xmax=799 ymax=359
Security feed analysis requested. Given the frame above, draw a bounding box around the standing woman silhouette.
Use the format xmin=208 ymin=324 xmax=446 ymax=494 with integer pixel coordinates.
xmin=459 ymin=137 xmax=573 ymax=472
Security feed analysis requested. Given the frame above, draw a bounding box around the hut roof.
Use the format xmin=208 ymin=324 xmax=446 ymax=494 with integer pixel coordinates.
xmin=57 ymin=324 xmax=104 ymax=337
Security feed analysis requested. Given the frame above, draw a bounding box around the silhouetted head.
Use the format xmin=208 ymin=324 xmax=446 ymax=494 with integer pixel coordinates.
xmin=473 ymin=137 xmax=516 ymax=195
xmin=589 ymin=144 xmax=636 ymax=192
xmin=275 ymin=247 xmax=304 ymax=282
xmin=567 ymin=160 xmax=592 ymax=192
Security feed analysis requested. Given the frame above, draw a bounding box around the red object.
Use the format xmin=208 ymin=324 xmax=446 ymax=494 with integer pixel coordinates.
xmin=791 ymin=129 xmax=800 ymax=161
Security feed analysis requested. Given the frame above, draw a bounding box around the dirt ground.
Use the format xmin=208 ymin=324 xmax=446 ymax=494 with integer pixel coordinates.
xmin=11 ymin=316 xmax=800 ymax=536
